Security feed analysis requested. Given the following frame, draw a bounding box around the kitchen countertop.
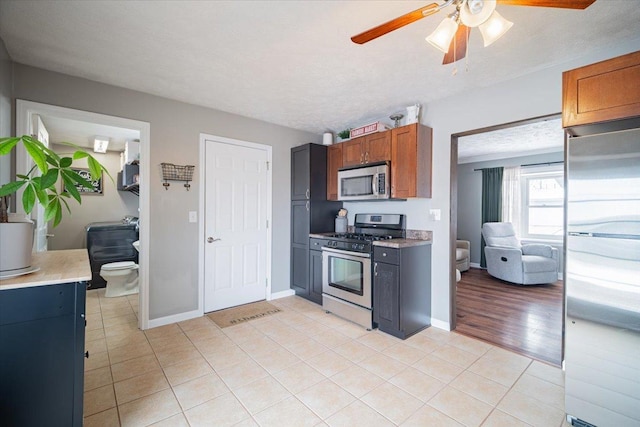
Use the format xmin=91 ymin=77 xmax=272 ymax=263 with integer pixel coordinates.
xmin=0 ymin=249 xmax=91 ymax=291
xmin=309 ymin=229 xmax=433 ymax=248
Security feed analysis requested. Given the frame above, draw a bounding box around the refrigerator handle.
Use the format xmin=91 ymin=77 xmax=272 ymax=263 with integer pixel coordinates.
xmin=568 ymin=232 xmax=592 ymax=237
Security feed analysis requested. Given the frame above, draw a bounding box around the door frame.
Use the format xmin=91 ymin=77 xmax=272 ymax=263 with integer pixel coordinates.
xmin=16 ymin=100 xmax=152 ymax=330
xmin=448 ymin=113 xmax=564 ymax=356
xmin=198 ymin=133 xmax=273 ymax=314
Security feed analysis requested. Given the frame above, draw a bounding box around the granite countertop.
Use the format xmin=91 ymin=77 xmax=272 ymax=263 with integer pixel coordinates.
xmin=0 ymin=249 xmax=91 ymax=291
xmin=310 ymin=229 xmax=433 ymax=248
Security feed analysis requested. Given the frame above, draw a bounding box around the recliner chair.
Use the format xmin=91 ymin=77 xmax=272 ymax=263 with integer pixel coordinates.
xmin=482 ymin=222 xmax=558 ymax=285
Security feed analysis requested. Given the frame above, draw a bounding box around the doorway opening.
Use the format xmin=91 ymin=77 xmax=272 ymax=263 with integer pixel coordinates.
xmin=16 ymin=100 xmax=151 ymax=329
xmin=449 ymin=113 xmax=565 ymax=365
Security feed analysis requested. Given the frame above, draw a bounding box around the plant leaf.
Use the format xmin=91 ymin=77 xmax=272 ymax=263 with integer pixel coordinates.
xmin=35 ymin=188 xmax=49 ymax=206
xmin=22 ymin=183 xmax=36 ymax=214
xmin=22 ymin=137 xmax=48 ymax=173
xmin=61 ymin=173 xmax=81 ymax=203
xmin=0 ymin=137 xmax=20 ymax=155
xmin=40 ymin=168 xmax=59 ymax=189
xmin=44 ymin=197 xmax=58 ymax=222
xmin=59 ymin=157 xmax=73 ymax=168
xmin=0 ymin=180 xmax=26 ymax=197
xmin=73 ymin=151 xmax=89 ymax=160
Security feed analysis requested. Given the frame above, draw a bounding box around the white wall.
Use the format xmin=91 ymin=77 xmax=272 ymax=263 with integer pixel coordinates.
xmin=47 ymin=143 xmax=139 ymax=250
xmin=12 ymin=64 xmax=319 ymax=320
xmin=0 ymin=38 xmax=12 ymax=188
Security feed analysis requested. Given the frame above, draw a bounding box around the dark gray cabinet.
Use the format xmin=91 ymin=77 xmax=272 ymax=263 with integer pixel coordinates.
xmin=0 ymin=282 xmax=86 ymax=426
xmin=290 ymin=144 xmax=341 ymax=303
xmin=373 ymin=244 xmax=431 ymax=339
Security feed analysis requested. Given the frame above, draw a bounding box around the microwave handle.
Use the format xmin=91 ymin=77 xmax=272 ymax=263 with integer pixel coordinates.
xmin=372 ymin=173 xmax=379 ymax=196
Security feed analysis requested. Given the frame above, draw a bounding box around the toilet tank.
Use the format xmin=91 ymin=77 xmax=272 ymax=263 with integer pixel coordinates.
xmin=86 ymin=221 xmax=139 ymax=289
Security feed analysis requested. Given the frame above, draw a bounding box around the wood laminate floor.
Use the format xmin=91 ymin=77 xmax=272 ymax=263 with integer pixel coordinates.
xmin=455 ymin=268 xmax=564 ymax=366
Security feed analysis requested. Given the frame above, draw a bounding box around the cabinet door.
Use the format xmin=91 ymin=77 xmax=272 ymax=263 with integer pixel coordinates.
xmin=563 ymin=50 xmax=640 ymax=128
xmin=309 ymin=249 xmax=323 ymax=304
xmin=391 ymin=124 xmax=417 ymax=199
xmin=373 ymin=261 xmax=400 ymax=333
xmin=327 ymin=144 xmax=342 ymax=200
xmin=364 ymin=132 xmax=391 ymax=164
xmin=342 ymin=138 xmax=365 ymax=167
xmin=291 ymin=201 xmax=310 ymax=246
xmin=291 ymin=145 xmax=310 ymax=200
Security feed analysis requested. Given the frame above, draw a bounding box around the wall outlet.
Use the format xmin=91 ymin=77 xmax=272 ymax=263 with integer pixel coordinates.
xmin=429 ymin=209 xmax=441 ymax=221
xmin=189 ymin=211 xmax=197 ymax=223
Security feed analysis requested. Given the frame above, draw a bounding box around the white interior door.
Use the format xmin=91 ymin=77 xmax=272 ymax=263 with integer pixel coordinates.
xmin=31 ymin=115 xmax=50 ymax=252
xmin=204 ymin=139 xmax=268 ymax=312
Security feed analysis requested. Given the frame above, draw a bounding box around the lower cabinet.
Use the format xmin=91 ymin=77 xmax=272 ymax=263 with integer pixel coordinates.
xmin=373 ymin=244 xmax=431 ymax=339
xmin=0 ymin=282 xmax=86 ymax=426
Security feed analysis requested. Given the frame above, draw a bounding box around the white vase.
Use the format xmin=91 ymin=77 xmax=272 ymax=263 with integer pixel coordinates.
xmin=0 ymin=220 xmax=34 ymax=273
xmin=405 ymin=104 xmax=421 ymax=125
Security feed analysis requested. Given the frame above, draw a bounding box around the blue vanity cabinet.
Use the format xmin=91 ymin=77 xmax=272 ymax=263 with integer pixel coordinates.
xmin=0 ymin=281 xmax=87 ymax=426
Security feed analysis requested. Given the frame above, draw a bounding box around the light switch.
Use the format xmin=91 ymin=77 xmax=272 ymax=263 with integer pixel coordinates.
xmin=189 ymin=211 xmax=197 ymax=223
xmin=429 ymin=209 xmax=441 ymax=221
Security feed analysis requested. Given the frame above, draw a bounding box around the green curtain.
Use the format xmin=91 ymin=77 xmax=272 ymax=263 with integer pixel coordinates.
xmin=480 ymin=167 xmax=503 ymax=268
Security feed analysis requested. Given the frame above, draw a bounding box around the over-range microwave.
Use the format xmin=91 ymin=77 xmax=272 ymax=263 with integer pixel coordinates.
xmin=338 ymin=162 xmax=390 ymax=201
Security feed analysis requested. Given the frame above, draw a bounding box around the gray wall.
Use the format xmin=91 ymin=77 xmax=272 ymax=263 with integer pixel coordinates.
xmin=12 ymin=64 xmax=318 ymax=320
xmin=47 ymin=143 xmax=139 ymax=250
xmin=0 ymin=37 xmax=11 ymax=187
xmin=457 ymin=151 xmax=564 ymax=266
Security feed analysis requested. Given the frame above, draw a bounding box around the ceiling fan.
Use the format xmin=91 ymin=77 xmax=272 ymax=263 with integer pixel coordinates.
xmin=351 ymin=0 xmax=596 ymax=65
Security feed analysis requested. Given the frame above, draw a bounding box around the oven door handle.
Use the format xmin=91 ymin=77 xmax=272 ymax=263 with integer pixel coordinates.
xmin=321 ymin=247 xmax=371 ymax=259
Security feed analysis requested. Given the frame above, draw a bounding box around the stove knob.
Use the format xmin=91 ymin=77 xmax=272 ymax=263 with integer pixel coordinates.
xmin=351 ymin=243 xmax=358 ymax=250
xmin=358 ymin=244 xmax=365 ymax=251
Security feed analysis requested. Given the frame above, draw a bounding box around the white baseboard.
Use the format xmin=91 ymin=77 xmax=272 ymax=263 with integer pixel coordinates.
xmin=270 ymin=289 xmax=295 ymax=300
xmin=147 ymin=309 xmax=202 ymax=330
xmin=470 ymin=262 xmax=481 ymax=269
xmin=431 ymin=318 xmax=451 ymax=331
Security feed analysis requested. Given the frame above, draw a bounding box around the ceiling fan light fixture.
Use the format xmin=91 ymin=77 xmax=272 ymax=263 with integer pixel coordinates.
xmin=460 ymin=0 xmax=496 ymax=28
xmin=478 ymin=10 xmax=513 ymax=47
xmin=426 ymin=17 xmax=459 ymax=54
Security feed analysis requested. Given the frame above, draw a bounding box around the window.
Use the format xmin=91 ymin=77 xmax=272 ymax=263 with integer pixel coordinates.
xmin=520 ymin=165 xmax=564 ymax=239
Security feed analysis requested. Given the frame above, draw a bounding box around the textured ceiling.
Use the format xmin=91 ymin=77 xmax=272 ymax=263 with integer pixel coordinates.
xmin=1 ymin=1 xmax=640 ymax=139
xmin=458 ymin=117 xmax=564 ymax=163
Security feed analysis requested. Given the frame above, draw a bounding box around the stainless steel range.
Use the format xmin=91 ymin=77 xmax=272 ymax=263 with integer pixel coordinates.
xmin=322 ymin=213 xmax=406 ymax=329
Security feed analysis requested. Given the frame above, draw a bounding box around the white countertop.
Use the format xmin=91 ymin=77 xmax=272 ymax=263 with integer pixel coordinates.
xmin=0 ymin=249 xmax=91 ymax=291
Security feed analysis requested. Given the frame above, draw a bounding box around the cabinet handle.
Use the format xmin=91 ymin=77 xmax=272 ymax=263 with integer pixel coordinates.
xmin=382 ymin=252 xmax=387 ymax=257
xmin=306 ymin=201 xmax=310 ymax=211
xmin=374 ymin=262 xmax=378 ymax=276
xmin=365 ymin=152 xmax=369 ymax=163
xmin=85 ymin=351 xmax=90 ymax=359
xmin=305 ymin=189 xmax=310 ymax=199
xmin=360 ymin=152 xmax=364 ymax=164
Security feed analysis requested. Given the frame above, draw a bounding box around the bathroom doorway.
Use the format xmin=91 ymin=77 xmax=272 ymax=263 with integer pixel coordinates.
xmin=15 ymin=100 xmax=151 ymax=329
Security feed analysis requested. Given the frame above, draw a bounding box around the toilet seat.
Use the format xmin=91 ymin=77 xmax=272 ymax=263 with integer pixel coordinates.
xmin=102 ymin=261 xmax=137 ymax=271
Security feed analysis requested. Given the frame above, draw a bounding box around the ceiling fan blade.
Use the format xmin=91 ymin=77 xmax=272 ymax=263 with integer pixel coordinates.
xmin=496 ymin=0 xmax=596 ymax=9
xmin=442 ymin=25 xmax=471 ymax=65
xmin=351 ymin=3 xmax=440 ymax=44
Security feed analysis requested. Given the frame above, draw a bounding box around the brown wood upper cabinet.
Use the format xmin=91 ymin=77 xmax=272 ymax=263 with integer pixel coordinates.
xmin=326 ymin=144 xmax=342 ymax=201
xmin=342 ymin=132 xmax=391 ymax=167
xmin=391 ymin=123 xmax=432 ymax=199
xmin=563 ymin=50 xmax=640 ymax=128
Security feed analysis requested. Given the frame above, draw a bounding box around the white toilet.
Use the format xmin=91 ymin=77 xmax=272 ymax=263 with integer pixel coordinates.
xmin=100 ymin=261 xmax=139 ymax=297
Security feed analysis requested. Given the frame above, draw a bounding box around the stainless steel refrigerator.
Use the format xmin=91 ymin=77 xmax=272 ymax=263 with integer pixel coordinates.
xmin=565 ymin=127 xmax=640 ymax=427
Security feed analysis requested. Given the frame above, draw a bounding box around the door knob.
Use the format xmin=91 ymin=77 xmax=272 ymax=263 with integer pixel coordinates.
xmin=207 ymin=237 xmax=221 ymax=243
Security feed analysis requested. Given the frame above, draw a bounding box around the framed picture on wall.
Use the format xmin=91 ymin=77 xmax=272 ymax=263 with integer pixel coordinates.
xmin=67 ymin=167 xmax=103 ymax=195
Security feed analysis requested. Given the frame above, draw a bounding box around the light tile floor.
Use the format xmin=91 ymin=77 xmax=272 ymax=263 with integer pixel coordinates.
xmin=83 ymin=289 xmax=570 ymax=427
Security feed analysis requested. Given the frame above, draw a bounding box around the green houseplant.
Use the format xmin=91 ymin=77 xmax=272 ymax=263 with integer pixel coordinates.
xmin=0 ymin=135 xmax=110 ymax=274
